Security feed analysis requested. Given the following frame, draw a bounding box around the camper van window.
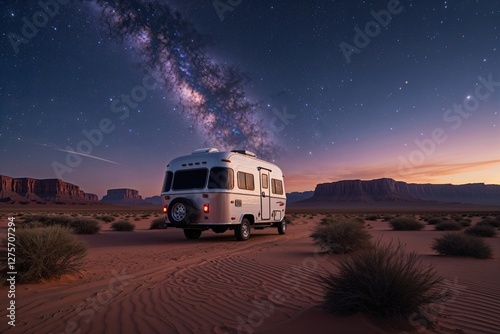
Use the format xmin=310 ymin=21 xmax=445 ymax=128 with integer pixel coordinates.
xmin=262 ymin=174 xmax=269 ymax=189
xmin=237 ymin=172 xmax=255 ymax=190
xmin=162 ymin=171 xmax=173 ymax=192
xmin=172 ymin=169 xmax=208 ymax=190
xmin=208 ymin=167 xmax=234 ymax=189
xmin=271 ymin=179 xmax=284 ymax=195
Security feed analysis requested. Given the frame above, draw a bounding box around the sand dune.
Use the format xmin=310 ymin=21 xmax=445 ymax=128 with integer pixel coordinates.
xmin=1 ymin=214 xmax=499 ymax=333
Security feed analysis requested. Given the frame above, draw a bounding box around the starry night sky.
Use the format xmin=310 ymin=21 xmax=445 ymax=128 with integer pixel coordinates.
xmin=1 ymin=0 xmax=499 ymax=197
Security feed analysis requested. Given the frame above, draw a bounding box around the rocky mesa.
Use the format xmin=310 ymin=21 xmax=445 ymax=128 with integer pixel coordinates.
xmin=0 ymin=174 xmax=98 ymax=204
xmin=306 ymin=178 xmax=500 ymax=206
xmin=100 ymin=188 xmax=147 ymax=205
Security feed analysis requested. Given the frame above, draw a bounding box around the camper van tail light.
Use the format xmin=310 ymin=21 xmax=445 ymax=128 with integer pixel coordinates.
xmin=203 ymin=203 xmax=210 ymax=213
xmin=163 ymin=205 xmax=168 ymax=213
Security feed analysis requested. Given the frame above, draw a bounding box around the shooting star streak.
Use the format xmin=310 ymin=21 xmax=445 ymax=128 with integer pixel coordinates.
xmin=14 ymin=138 xmax=125 ymax=166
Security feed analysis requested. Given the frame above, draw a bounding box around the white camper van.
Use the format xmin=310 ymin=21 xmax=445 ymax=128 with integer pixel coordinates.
xmin=161 ymin=148 xmax=287 ymax=241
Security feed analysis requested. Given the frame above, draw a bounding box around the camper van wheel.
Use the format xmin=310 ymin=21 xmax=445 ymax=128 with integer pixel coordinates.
xmin=235 ymin=218 xmax=251 ymax=241
xmin=183 ymin=229 xmax=202 ymax=239
xmin=278 ymin=220 xmax=287 ymax=235
xmin=168 ymin=198 xmax=200 ymax=226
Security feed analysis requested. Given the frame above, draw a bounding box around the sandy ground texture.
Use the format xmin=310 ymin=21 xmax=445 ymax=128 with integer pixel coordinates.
xmin=1 ymin=213 xmax=499 ymax=334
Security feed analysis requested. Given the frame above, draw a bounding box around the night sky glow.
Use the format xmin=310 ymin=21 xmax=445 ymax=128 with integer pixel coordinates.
xmin=1 ymin=0 xmax=499 ymax=197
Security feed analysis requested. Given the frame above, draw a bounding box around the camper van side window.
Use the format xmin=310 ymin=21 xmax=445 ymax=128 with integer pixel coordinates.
xmin=208 ymin=167 xmax=234 ymax=189
xmin=237 ymin=172 xmax=255 ymax=190
xmin=163 ymin=171 xmax=173 ymax=192
xmin=271 ymin=179 xmax=283 ymax=195
xmin=172 ymin=169 xmax=208 ymax=190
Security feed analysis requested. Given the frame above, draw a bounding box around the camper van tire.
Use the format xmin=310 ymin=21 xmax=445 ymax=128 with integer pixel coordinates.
xmin=277 ymin=220 xmax=287 ymax=235
xmin=183 ymin=229 xmax=202 ymax=239
xmin=235 ymin=218 xmax=251 ymax=241
xmin=167 ymin=198 xmax=200 ymax=227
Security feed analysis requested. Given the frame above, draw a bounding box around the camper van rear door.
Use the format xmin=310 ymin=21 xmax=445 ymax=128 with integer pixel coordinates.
xmin=260 ymin=169 xmax=271 ymax=220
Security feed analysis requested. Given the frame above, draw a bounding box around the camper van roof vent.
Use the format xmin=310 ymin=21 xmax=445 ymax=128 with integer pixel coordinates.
xmin=231 ymin=149 xmax=257 ymax=158
xmin=192 ymin=148 xmax=219 ymax=154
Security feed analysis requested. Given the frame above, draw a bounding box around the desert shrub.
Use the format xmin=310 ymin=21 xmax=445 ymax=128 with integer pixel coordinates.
xmin=70 ymin=218 xmax=101 ymax=234
xmin=432 ymin=233 xmax=492 ymax=259
xmin=18 ymin=221 xmax=46 ymax=229
xmin=456 ymin=218 xmax=472 ymax=228
xmin=111 ymin=220 xmax=135 ymax=231
xmin=134 ymin=217 xmax=140 ymax=221
xmin=97 ymin=215 xmax=115 ymax=223
xmin=352 ymin=217 xmax=365 ymax=224
xmin=0 ymin=226 xmax=87 ymax=283
xmin=382 ymin=215 xmax=393 ymax=222
xmin=365 ymin=215 xmax=379 ymax=221
xmin=464 ymin=225 xmax=497 ymax=238
xmin=435 ymin=221 xmax=462 ymax=231
xmin=427 ymin=217 xmax=443 ymax=225
xmin=150 ymin=217 xmax=167 ymax=229
xmin=24 ymin=215 xmax=72 ymax=227
xmin=322 ymin=241 xmax=444 ymax=328
xmin=389 ymin=217 xmax=424 ymax=231
xmin=320 ymin=217 xmax=336 ymax=225
xmin=310 ymin=219 xmax=372 ymax=254
xmin=477 ymin=219 xmax=500 ymax=228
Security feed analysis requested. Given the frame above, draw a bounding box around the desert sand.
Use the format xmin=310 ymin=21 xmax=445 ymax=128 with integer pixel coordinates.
xmin=1 ymin=210 xmax=499 ymax=334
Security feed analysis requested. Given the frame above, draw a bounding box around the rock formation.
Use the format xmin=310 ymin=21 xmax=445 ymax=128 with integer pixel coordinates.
xmin=101 ymin=188 xmax=147 ymax=205
xmin=307 ymin=178 xmax=500 ymax=206
xmin=0 ymin=175 xmax=98 ymax=204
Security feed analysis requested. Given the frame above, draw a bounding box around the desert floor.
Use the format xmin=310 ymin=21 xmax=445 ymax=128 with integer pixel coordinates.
xmin=1 ymin=209 xmax=499 ymax=334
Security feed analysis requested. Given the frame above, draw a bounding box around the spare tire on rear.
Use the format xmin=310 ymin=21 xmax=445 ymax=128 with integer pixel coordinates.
xmin=167 ymin=198 xmax=200 ymax=227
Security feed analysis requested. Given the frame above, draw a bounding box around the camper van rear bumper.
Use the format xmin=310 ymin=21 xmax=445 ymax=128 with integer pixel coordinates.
xmin=165 ymin=221 xmax=241 ymax=227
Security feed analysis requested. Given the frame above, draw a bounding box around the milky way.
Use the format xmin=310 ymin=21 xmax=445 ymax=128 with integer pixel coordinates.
xmin=91 ymin=0 xmax=280 ymax=159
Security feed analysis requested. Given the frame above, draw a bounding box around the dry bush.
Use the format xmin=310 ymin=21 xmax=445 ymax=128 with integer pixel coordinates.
xmin=323 ymin=241 xmax=445 ymax=328
xmin=432 ymin=233 xmax=492 ymax=259
xmin=111 ymin=220 xmax=135 ymax=231
xmin=1 ymin=226 xmax=87 ymax=283
xmin=389 ymin=217 xmax=425 ymax=231
xmin=311 ymin=219 xmax=372 ymax=254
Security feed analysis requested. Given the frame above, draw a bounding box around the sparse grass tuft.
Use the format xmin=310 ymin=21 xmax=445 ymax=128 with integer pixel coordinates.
xmin=111 ymin=220 xmax=135 ymax=231
xmin=477 ymin=219 xmax=500 ymax=228
xmin=70 ymin=218 xmax=101 ymax=234
xmin=432 ymin=233 xmax=492 ymax=259
xmin=0 ymin=226 xmax=87 ymax=283
xmin=149 ymin=217 xmax=167 ymax=229
xmin=389 ymin=217 xmax=424 ymax=231
xmin=322 ymin=241 xmax=445 ymax=328
xmin=427 ymin=217 xmax=443 ymax=225
xmin=310 ymin=219 xmax=372 ymax=254
xmin=464 ymin=225 xmax=497 ymax=238
xmin=97 ymin=215 xmax=115 ymax=223
xmin=435 ymin=221 xmax=462 ymax=231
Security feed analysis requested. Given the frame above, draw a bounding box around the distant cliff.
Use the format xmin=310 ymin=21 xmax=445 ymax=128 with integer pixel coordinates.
xmin=101 ymin=188 xmax=147 ymax=205
xmin=307 ymin=178 xmax=500 ymax=206
xmin=286 ymin=191 xmax=314 ymax=203
xmin=0 ymin=175 xmax=98 ymax=204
